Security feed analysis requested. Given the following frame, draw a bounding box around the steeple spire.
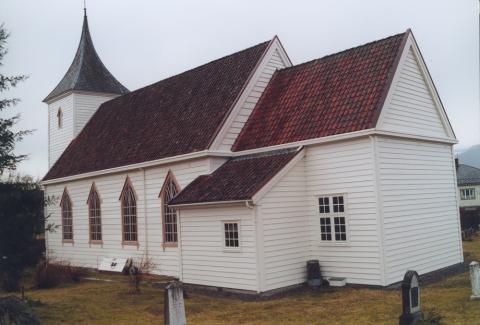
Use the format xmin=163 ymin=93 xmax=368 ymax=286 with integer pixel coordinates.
xmin=43 ymin=10 xmax=128 ymax=102
xmin=83 ymin=0 xmax=87 ymax=17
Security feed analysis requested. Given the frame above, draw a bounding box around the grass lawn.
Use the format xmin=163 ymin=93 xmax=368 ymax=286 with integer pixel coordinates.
xmin=2 ymin=235 xmax=480 ymax=324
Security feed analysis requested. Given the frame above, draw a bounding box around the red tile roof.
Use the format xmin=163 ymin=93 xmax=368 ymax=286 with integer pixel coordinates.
xmin=44 ymin=40 xmax=270 ymax=180
xmin=232 ymin=31 xmax=408 ymax=151
xmin=169 ymin=148 xmax=301 ymax=205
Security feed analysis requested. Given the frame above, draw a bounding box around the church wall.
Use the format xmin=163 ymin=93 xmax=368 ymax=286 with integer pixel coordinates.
xmin=44 ymin=157 xmax=219 ymax=277
xmin=256 ymin=158 xmax=310 ymax=292
xmin=179 ymin=205 xmax=258 ymax=291
xmin=73 ymin=92 xmax=118 ymax=136
xmin=304 ymin=138 xmax=383 ymax=286
xmin=48 ymin=94 xmax=74 ymax=168
xmin=375 ymin=136 xmax=463 ymax=285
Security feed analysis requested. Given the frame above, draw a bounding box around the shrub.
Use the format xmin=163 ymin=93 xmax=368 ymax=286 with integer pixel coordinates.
xmin=419 ymin=310 xmax=444 ymax=325
xmin=34 ymin=262 xmax=63 ymax=289
xmin=34 ymin=259 xmax=88 ymax=289
xmin=128 ymin=257 xmax=155 ymax=293
xmin=0 ymin=296 xmax=40 ymax=325
xmin=0 ymin=178 xmax=56 ymax=292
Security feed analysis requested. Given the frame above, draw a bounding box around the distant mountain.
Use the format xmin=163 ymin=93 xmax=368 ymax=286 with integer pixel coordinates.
xmin=459 ymin=144 xmax=480 ymax=169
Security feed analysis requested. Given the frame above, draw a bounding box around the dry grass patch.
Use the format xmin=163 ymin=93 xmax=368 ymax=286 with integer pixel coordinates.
xmin=1 ymin=234 xmax=479 ymax=324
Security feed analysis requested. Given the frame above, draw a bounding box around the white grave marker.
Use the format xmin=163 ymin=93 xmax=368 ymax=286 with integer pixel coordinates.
xmin=470 ymin=261 xmax=480 ymax=300
xmin=164 ymin=281 xmax=186 ymax=325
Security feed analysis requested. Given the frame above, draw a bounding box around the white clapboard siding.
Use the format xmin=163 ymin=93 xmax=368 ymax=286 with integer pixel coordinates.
xmin=258 ymin=159 xmax=310 ymax=291
xmin=217 ymin=48 xmax=288 ymax=151
xmin=304 ymin=138 xmax=382 ymax=285
xmin=179 ymin=206 xmax=258 ymax=291
xmin=48 ymin=95 xmax=74 ymax=167
xmin=73 ymin=93 xmax=117 ymax=136
xmin=45 ymin=158 xmax=217 ymax=277
xmin=45 ymin=170 xmax=148 ymax=269
xmin=375 ymin=136 xmax=463 ymax=284
xmin=48 ymin=92 xmax=117 ymax=168
xmin=378 ymin=47 xmax=449 ymax=138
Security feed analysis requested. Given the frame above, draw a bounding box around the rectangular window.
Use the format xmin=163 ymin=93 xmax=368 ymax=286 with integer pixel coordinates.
xmin=333 ymin=196 xmax=344 ymax=213
xmin=334 ymin=217 xmax=347 ymax=241
xmin=318 ymin=195 xmax=347 ymax=242
xmin=223 ymin=222 xmax=240 ymax=249
xmin=461 ymin=188 xmax=476 ymax=200
xmin=319 ymin=197 xmax=330 ymax=214
xmin=320 ymin=217 xmax=332 ymax=241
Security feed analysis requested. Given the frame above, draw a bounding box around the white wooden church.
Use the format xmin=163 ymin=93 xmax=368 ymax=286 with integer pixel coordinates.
xmin=43 ymin=11 xmax=463 ymax=294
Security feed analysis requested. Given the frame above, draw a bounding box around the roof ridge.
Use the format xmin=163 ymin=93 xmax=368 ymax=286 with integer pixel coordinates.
xmin=278 ymin=31 xmax=407 ymax=73
xmin=110 ymin=40 xmax=271 ymax=102
xmin=232 ymin=147 xmax=300 ymax=161
xmin=458 ymin=163 xmax=480 ymax=172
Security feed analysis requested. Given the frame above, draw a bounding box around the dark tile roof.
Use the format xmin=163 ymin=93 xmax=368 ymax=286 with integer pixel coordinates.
xmin=169 ymin=148 xmax=301 ymax=205
xmin=232 ymin=31 xmax=409 ymax=151
xmin=43 ymin=14 xmax=129 ymax=102
xmin=457 ymin=164 xmax=480 ymax=186
xmin=44 ymin=40 xmax=270 ymax=180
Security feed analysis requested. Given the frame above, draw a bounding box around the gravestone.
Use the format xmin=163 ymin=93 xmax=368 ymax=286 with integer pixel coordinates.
xmin=399 ymin=270 xmax=422 ymax=325
xmin=470 ymin=261 xmax=480 ymax=300
xmin=164 ymin=281 xmax=186 ymax=325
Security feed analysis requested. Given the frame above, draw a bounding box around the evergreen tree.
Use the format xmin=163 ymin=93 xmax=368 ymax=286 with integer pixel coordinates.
xmin=0 ymin=23 xmax=30 ymax=175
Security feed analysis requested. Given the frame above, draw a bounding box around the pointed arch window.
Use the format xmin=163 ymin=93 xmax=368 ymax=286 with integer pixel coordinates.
xmin=160 ymin=171 xmax=180 ymax=245
xmin=87 ymin=183 xmax=102 ymax=242
xmin=120 ymin=177 xmax=138 ymax=243
xmin=60 ymin=188 xmax=73 ymax=242
xmin=57 ymin=108 xmax=63 ymax=129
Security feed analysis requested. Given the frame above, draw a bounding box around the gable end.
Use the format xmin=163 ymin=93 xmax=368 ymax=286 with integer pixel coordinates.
xmin=376 ymin=32 xmax=455 ymax=140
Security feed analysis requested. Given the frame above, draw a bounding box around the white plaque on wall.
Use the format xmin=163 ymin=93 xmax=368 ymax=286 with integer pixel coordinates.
xmin=99 ymin=257 xmax=128 ymax=272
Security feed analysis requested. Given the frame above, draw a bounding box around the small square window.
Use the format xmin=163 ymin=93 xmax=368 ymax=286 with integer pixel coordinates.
xmin=461 ymin=188 xmax=476 ymax=200
xmin=224 ymin=222 xmax=240 ymax=248
xmin=319 ymin=197 xmax=330 ymax=214
xmin=333 ymin=196 xmax=344 ymax=213
xmin=320 ymin=217 xmax=332 ymax=241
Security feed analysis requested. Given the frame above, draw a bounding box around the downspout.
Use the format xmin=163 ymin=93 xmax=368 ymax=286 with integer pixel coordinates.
xmin=177 ymin=210 xmax=184 ymax=281
xmin=370 ymin=135 xmax=387 ymax=286
xmin=44 ymin=186 xmax=50 ymax=260
xmin=141 ymin=168 xmax=149 ymax=260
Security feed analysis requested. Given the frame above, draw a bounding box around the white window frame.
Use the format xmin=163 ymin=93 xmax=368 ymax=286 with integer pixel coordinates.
xmin=460 ymin=188 xmax=476 ymax=200
xmin=317 ymin=194 xmax=349 ymax=245
xmin=221 ymin=220 xmax=241 ymax=252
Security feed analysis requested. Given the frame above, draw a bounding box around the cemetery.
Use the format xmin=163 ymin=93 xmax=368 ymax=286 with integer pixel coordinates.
xmin=0 ymin=234 xmax=478 ymax=324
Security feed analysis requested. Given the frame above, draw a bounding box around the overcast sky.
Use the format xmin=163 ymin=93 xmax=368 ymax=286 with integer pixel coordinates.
xmin=1 ymin=0 xmax=479 ymax=178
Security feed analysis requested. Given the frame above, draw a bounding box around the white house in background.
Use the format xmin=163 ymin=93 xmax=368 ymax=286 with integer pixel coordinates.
xmin=456 ymin=162 xmax=480 ymax=229
xmin=42 ymin=11 xmax=463 ymax=294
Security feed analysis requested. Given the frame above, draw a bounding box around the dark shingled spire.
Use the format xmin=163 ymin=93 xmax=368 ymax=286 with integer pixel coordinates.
xmin=43 ymin=11 xmax=129 ymax=102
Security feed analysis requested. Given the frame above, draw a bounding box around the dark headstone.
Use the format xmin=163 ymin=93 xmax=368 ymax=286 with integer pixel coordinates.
xmin=399 ymin=270 xmax=422 ymax=325
xmin=306 ymin=260 xmax=322 ymax=287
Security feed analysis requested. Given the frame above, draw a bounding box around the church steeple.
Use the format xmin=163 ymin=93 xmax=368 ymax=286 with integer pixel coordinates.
xmin=43 ymin=11 xmax=128 ymax=102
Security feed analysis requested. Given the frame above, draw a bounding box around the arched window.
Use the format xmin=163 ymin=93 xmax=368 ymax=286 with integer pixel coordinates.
xmin=87 ymin=183 xmax=102 ymax=242
xmin=120 ymin=177 xmax=137 ymax=243
xmin=160 ymin=171 xmax=180 ymax=245
xmin=57 ymin=108 xmax=63 ymax=129
xmin=60 ymin=188 xmax=73 ymax=241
